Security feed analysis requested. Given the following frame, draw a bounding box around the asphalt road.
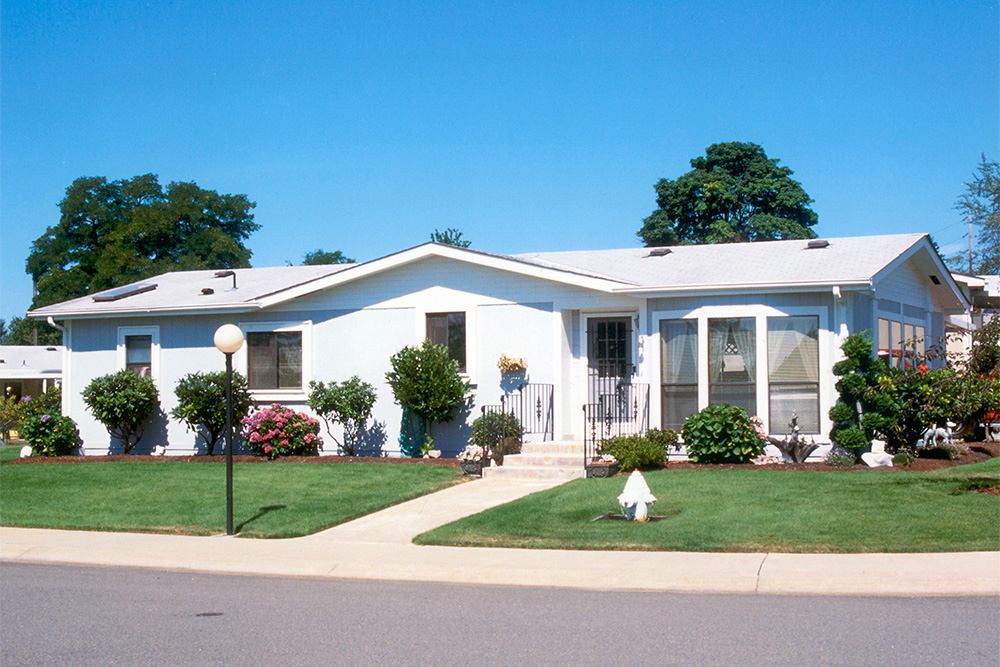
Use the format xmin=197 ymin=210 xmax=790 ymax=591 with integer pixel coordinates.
xmin=2 ymin=563 xmax=997 ymax=666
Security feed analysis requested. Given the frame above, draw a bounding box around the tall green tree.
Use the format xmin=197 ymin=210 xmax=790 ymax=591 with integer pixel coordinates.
xmin=301 ymin=249 xmax=354 ymax=265
xmin=25 ymin=174 xmax=259 ymax=309
xmin=430 ymin=228 xmax=471 ymax=248
xmin=954 ymin=154 xmax=999 ymax=274
xmin=638 ymin=142 xmax=819 ymax=246
xmin=0 ymin=316 xmax=61 ymax=346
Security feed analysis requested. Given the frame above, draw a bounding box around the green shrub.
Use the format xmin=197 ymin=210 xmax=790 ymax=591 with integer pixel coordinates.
xmin=307 ymin=376 xmax=377 ymax=455
xmin=82 ymin=370 xmax=159 ymax=454
xmin=241 ymin=404 xmax=322 ymax=459
xmin=681 ymin=404 xmax=763 ymax=464
xmin=893 ymin=450 xmax=915 ymax=466
xmin=470 ymin=411 xmax=524 ymax=463
xmin=828 ymin=332 xmax=885 ymax=451
xmin=645 ymin=428 xmax=679 ymax=452
xmin=21 ymin=413 xmax=80 ymax=456
xmin=18 ymin=386 xmax=63 ymax=422
xmin=598 ymin=432 xmax=670 ymax=471
xmin=172 ymin=371 xmax=255 ymax=455
xmin=824 ymin=452 xmax=856 ymax=467
xmin=385 ymin=340 xmax=472 ymax=456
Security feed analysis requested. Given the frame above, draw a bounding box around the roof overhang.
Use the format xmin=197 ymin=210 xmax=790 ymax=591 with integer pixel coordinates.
xmin=872 ymin=236 xmax=970 ymax=312
xmin=29 ymin=303 xmax=260 ymax=321
xmin=613 ymin=279 xmax=873 ymax=298
xmin=254 ymin=243 xmax=632 ymax=308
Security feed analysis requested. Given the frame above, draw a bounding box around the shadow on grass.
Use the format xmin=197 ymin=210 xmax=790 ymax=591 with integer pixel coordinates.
xmin=236 ymin=505 xmax=287 ymax=534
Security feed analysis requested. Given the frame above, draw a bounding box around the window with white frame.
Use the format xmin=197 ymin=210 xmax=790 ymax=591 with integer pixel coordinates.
xmin=118 ymin=326 xmax=159 ymax=379
xmin=240 ymin=322 xmax=311 ymax=393
xmin=660 ymin=319 xmax=698 ymax=431
xmin=767 ymin=316 xmax=819 ymax=433
xmin=708 ymin=317 xmax=757 ymax=418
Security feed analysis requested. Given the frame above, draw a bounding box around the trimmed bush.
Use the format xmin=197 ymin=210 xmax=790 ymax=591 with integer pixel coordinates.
xmin=824 ymin=452 xmax=856 ymax=467
xmin=471 ymin=411 xmax=524 ymax=462
xmin=82 ymin=370 xmax=159 ymax=454
xmin=172 ymin=371 xmax=255 ymax=455
xmin=598 ymin=432 xmax=671 ymax=471
xmin=241 ymin=404 xmax=322 ymax=459
xmin=307 ymin=376 xmax=377 ymax=455
xmin=20 ymin=413 xmax=80 ymax=456
xmin=681 ymin=404 xmax=763 ymax=464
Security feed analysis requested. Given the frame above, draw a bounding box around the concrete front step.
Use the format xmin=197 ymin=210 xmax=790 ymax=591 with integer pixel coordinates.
xmin=482 ymin=439 xmax=587 ymax=480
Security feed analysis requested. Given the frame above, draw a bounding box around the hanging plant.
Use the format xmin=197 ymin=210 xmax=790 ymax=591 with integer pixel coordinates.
xmin=497 ymin=354 xmax=527 ymax=374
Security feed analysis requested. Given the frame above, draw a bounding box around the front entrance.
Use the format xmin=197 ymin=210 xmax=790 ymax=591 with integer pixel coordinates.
xmin=585 ymin=317 xmax=647 ymax=437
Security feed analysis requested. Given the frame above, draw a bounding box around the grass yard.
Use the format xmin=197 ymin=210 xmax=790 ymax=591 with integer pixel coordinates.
xmin=415 ymin=458 xmax=1000 ymax=553
xmin=1 ymin=446 xmax=465 ymax=538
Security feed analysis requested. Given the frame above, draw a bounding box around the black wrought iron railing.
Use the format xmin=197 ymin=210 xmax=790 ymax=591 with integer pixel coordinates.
xmin=480 ymin=383 xmax=554 ymax=465
xmin=582 ymin=382 xmax=649 ymax=468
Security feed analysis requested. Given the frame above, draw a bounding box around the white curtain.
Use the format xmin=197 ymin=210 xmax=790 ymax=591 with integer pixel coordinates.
xmin=731 ymin=318 xmax=756 ymax=382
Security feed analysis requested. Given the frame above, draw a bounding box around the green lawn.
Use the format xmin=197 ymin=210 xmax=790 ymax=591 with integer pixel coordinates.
xmin=415 ymin=459 xmax=1000 ymax=553
xmin=1 ymin=449 xmax=465 ymax=538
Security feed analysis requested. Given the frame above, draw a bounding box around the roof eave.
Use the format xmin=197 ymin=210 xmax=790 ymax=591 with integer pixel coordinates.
xmin=613 ymin=279 xmax=873 ymax=297
xmin=27 ymin=303 xmax=261 ymax=320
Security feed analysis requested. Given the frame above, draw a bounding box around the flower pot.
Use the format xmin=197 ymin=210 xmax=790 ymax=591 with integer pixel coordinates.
xmin=460 ymin=460 xmax=485 ymax=476
xmin=585 ymin=460 xmax=619 ymax=478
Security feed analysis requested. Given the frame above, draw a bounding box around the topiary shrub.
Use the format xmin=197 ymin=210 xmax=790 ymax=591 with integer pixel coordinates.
xmin=598 ymin=432 xmax=671 ymax=471
xmin=240 ymin=404 xmax=322 ymax=459
xmin=828 ymin=332 xmax=886 ymax=453
xmin=681 ymin=403 xmax=763 ymax=464
xmin=20 ymin=413 xmax=81 ymax=456
xmin=470 ymin=411 xmax=523 ymax=463
xmin=385 ymin=340 xmax=473 ymax=456
xmin=172 ymin=371 xmax=255 ymax=455
xmin=82 ymin=370 xmax=159 ymax=454
xmin=307 ymin=376 xmax=377 ymax=455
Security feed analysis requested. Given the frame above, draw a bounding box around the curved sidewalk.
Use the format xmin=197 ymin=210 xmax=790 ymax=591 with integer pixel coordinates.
xmin=2 ymin=478 xmax=998 ymax=597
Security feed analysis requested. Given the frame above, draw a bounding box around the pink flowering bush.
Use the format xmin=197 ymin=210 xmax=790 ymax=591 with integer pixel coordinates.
xmin=240 ymin=404 xmax=322 ymax=459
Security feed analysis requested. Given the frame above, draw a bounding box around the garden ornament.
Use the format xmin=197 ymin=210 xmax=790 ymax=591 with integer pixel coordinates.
xmin=19 ymin=445 xmax=32 ymax=458
xmin=861 ymin=440 xmax=893 ymax=467
xmin=618 ymin=470 xmax=656 ymax=522
xmin=919 ymin=423 xmax=953 ymax=450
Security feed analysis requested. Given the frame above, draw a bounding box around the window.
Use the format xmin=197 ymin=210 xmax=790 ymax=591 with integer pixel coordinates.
xmin=125 ymin=335 xmax=153 ymax=376
xmin=660 ymin=319 xmax=698 ymax=431
xmin=247 ymin=331 xmax=302 ymax=390
xmin=767 ymin=316 xmax=819 ymax=433
xmin=709 ymin=318 xmax=756 ymax=417
xmin=426 ymin=312 xmax=466 ymax=372
xmin=118 ymin=326 xmax=159 ymax=379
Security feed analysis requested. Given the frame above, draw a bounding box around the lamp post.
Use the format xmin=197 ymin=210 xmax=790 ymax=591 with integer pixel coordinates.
xmin=214 ymin=324 xmax=244 ymax=536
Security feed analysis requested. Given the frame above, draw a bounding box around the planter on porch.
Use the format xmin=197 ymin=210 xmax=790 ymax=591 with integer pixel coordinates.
xmin=585 ymin=459 xmax=619 ymax=478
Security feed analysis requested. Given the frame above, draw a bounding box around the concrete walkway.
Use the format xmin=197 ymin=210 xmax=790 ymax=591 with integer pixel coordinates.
xmin=2 ymin=477 xmax=998 ymax=596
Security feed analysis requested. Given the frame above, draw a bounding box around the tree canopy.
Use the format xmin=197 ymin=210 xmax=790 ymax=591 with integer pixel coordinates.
xmin=0 ymin=316 xmax=61 ymax=346
xmin=25 ymin=174 xmax=259 ymax=309
xmin=638 ymin=142 xmax=819 ymax=246
xmin=430 ymin=228 xmax=471 ymax=248
xmin=953 ymin=154 xmax=999 ymax=274
xmin=301 ymin=249 xmax=354 ymax=265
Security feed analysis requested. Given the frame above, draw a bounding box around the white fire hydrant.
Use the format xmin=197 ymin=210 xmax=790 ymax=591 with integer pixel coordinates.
xmin=617 ymin=470 xmax=657 ymax=522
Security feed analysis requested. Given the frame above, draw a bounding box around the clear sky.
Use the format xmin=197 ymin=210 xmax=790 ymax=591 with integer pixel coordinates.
xmin=2 ymin=0 xmax=997 ymax=324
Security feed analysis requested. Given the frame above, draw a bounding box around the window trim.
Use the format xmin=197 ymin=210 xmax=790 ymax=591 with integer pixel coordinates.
xmin=117 ymin=326 xmax=160 ymax=381
xmin=237 ymin=321 xmax=312 ymax=400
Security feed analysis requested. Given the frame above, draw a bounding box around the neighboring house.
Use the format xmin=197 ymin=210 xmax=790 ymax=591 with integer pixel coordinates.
xmin=28 ymin=233 xmax=969 ymax=457
xmin=947 ymin=274 xmax=999 ymax=360
xmin=0 ymin=345 xmax=64 ymax=402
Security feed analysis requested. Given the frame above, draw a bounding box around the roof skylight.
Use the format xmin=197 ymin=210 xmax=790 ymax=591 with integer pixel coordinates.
xmin=92 ymin=283 xmax=157 ymax=302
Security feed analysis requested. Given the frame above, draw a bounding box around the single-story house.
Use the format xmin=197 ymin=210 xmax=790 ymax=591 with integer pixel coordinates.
xmin=28 ymin=233 xmax=970 ymax=458
xmin=0 ymin=345 xmax=64 ymax=402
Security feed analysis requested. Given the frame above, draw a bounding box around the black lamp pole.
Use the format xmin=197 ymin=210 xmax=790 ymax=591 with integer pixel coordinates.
xmin=225 ymin=350 xmax=234 ymax=536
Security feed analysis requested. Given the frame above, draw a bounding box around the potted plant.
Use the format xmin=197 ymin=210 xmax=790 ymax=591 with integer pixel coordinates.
xmin=457 ymin=443 xmax=487 ymax=476
xmin=586 ymin=453 xmax=619 ymax=478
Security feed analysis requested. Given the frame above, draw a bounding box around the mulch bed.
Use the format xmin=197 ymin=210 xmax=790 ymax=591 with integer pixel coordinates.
xmin=661 ymin=441 xmax=1000 ymax=472
xmin=3 ymin=452 xmax=460 ymax=468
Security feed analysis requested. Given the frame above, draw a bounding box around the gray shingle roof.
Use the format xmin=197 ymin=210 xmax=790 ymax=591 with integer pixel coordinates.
xmin=0 ymin=345 xmax=64 ymax=376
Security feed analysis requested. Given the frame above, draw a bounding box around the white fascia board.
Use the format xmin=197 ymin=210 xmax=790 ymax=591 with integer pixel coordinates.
xmin=872 ymin=237 xmax=970 ymax=310
xmin=27 ymin=303 xmax=260 ymax=320
xmin=612 ymin=279 xmax=872 ymax=297
xmin=255 ymin=244 xmax=629 ymax=307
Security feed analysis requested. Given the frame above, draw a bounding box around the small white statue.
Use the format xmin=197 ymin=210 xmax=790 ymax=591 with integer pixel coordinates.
xmin=617 ymin=470 xmax=657 ymax=522
xmin=861 ymin=440 xmax=893 ymax=467
xmin=151 ymin=445 xmax=166 ymax=456
xmin=19 ymin=445 xmax=32 ymax=458
xmin=919 ymin=423 xmax=952 ymax=450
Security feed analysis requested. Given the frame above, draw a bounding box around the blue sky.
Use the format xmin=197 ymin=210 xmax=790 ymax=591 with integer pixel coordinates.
xmin=2 ymin=0 xmax=997 ymax=324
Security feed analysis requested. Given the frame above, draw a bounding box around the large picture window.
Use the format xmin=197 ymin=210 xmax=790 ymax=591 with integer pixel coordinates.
xmin=660 ymin=319 xmax=698 ymax=431
xmin=247 ymin=331 xmax=302 ymax=389
xmin=426 ymin=312 xmax=466 ymax=372
xmin=709 ymin=318 xmax=756 ymax=417
xmin=767 ymin=316 xmax=819 ymax=433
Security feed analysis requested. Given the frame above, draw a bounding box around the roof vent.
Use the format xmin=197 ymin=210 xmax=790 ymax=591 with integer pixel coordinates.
xmin=201 ymin=288 xmax=215 ymax=295
xmin=646 ymin=247 xmax=672 ymax=257
xmin=93 ymin=283 xmax=157 ymax=302
xmin=806 ymin=239 xmax=830 ymax=249
xmin=929 ymin=274 xmax=941 ymax=285
xmin=214 ymin=270 xmax=237 ymax=289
